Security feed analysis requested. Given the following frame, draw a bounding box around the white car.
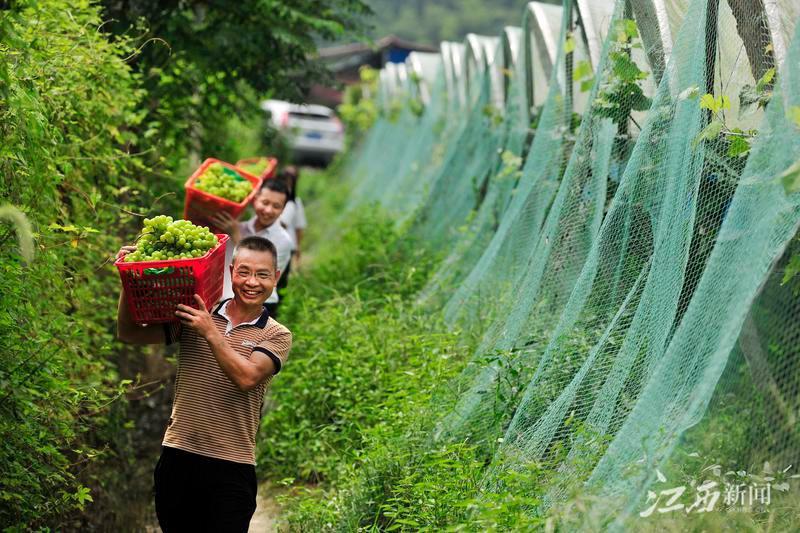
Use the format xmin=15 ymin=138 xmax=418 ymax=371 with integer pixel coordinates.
xmin=261 ymin=99 xmax=345 ymax=165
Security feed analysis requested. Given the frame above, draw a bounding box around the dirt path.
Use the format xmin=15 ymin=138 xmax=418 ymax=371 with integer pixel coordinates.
xmin=249 ymin=481 xmax=282 ymax=532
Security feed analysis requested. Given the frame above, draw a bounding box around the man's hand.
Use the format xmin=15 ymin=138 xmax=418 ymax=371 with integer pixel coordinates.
xmin=116 ymin=245 xmax=137 ymax=261
xmin=175 ymin=295 xmax=217 ymax=340
xmin=210 ymin=212 xmax=241 ymax=243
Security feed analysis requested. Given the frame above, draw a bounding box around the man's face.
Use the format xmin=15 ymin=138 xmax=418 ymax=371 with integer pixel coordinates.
xmin=230 ymin=248 xmax=279 ymax=307
xmin=253 ymin=188 xmax=287 ymax=228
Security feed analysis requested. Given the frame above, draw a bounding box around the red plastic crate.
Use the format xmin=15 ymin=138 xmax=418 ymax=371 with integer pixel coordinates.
xmin=235 ymin=157 xmax=278 ymax=181
xmin=184 ymin=158 xmax=263 ymax=233
xmin=115 ymin=234 xmax=229 ymax=325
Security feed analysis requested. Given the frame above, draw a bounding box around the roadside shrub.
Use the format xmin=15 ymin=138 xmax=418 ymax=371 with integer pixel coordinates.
xmin=0 ymin=1 xmax=165 ymax=528
xmin=256 ymin=207 xmax=459 ymax=482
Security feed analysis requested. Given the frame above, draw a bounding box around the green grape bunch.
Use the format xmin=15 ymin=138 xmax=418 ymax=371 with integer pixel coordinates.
xmin=124 ymin=216 xmax=220 ymax=262
xmin=239 ymin=159 xmax=269 ymax=176
xmin=194 ymin=162 xmax=253 ymax=203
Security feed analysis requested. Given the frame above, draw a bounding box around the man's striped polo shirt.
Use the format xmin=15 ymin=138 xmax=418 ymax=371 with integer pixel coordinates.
xmin=162 ymin=298 xmax=292 ymax=465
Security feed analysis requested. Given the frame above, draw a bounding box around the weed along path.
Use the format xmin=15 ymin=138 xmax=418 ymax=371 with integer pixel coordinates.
xmin=249 ymin=482 xmax=282 ymax=531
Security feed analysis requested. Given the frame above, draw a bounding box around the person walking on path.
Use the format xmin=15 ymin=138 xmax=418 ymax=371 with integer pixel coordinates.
xmin=213 ymin=179 xmax=294 ymax=317
xmin=271 ymin=166 xmax=307 ymax=307
xmin=116 ymin=236 xmax=292 ymax=532
xmin=278 ymin=165 xmax=307 ymax=270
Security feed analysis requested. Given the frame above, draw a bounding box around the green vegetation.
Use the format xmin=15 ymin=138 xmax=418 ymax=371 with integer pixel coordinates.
xmin=249 ymin=171 xmax=606 ymax=531
xmin=0 ymin=0 xmax=368 ymax=528
xmin=593 ymin=19 xmax=651 ymax=127
xmin=257 ymin=169 xmax=463 ymax=485
xmin=339 ymin=66 xmax=380 ymax=144
xmin=4 ymin=0 xmax=800 ymax=529
xmin=257 ymin=166 xmax=800 ymax=531
xmin=253 ymin=2 xmax=800 ymax=530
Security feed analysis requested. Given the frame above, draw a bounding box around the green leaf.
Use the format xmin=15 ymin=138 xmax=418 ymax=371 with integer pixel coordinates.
xmin=574 ymin=60 xmax=593 ymax=80
xmin=88 ymin=190 xmax=102 ymax=208
xmin=693 ymin=119 xmax=723 ymax=146
xmin=780 ymin=160 xmax=800 ymax=194
xmin=699 ymin=94 xmax=730 ymax=114
xmin=613 ymin=19 xmax=639 ymax=42
xmin=726 ymin=135 xmax=751 ymax=158
xmin=580 ymin=77 xmax=595 ymax=93
xmin=74 ymin=485 xmax=93 ymax=506
xmin=49 ymin=223 xmax=80 ymax=233
xmin=611 ymin=52 xmax=644 ymax=83
xmin=782 ymin=253 xmax=800 ymax=285
xmin=564 ymin=34 xmax=576 ymax=54
xmin=789 ymin=106 xmax=800 ymax=128
xmin=699 ymin=94 xmax=718 ymax=113
xmin=625 ymin=19 xmax=639 ymax=39
xmin=631 ymin=91 xmax=652 ymax=111
xmin=756 ymin=67 xmax=776 ymax=92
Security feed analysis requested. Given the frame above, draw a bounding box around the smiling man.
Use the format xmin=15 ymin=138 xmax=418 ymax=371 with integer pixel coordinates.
xmin=116 ymin=236 xmax=292 ymax=532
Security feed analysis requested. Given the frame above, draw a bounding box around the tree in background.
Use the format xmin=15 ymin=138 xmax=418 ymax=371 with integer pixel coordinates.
xmin=365 ymin=0 xmax=520 ymax=45
xmin=100 ymin=0 xmax=372 ymax=168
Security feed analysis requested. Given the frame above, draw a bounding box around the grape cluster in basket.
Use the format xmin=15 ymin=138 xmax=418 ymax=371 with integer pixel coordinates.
xmin=238 ymin=159 xmax=269 ymax=176
xmin=194 ymin=162 xmax=253 ymax=202
xmin=124 ymin=216 xmax=219 ymax=262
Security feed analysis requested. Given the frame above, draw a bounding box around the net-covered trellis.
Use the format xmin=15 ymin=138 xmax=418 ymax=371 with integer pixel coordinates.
xmin=340 ymin=0 xmax=800 ymax=527
xmin=417 ymin=28 xmax=532 ymax=308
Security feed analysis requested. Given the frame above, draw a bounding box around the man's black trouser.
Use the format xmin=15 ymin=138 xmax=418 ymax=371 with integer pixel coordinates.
xmin=154 ymin=446 xmax=257 ymax=532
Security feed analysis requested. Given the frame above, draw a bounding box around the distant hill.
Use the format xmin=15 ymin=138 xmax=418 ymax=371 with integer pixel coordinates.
xmin=364 ymin=0 xmax=524 ymax=46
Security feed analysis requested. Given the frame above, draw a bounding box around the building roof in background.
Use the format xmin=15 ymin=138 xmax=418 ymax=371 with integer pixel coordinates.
xmin=310 ymin=36 xmax=436 ymax=108
xmin=318 ymin=35 xmax=438 ymax=61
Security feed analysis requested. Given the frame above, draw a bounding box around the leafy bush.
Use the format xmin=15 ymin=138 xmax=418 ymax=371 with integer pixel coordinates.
xmin=339 ymin=66 xmax=379 ymax=145
xmin=256 ymin=207 xmax=460 ymax=482
xmin=0 ymin=2 xmax=163 ymax=528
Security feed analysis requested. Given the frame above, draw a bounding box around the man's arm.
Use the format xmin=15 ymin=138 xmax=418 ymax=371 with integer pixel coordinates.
xmin=176 ymin=295 xmax=276 ymax=391
xmin=116 ymin=246 xmax=167 ymax=345
xmin=117 ymin=290 xmax=168 ymax=344
xmin=204 ymin=329 xmax=277 ymax=391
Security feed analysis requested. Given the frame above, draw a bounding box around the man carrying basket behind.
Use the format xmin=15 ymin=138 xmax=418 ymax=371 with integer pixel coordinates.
xmin=116 ymin=235 xmax=292 ymax=532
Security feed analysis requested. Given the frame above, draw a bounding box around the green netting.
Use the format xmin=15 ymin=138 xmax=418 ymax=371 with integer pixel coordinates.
xmin=417 ymin=29 xmax=531 ymax=308
xmin=437 ymin=3 xmax=593 ymax=330
xmin=582 ymin=15 xmax=800 ymax=524
xmin=408 ymin=44 xmax=509 ymax=251
xmin=345 ymin=53 xmax=468 ymax=225
xmin=337 ymin=0 xmax=800 ymax=526
xmin=433 ymin=0 xmax=637 ymax=445
xmin=377 ymin=70 xmax=452 ymax=223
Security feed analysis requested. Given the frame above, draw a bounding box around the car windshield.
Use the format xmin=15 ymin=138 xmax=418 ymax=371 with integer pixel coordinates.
xmin=289 ymin=111 xmax=330 ymax=120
